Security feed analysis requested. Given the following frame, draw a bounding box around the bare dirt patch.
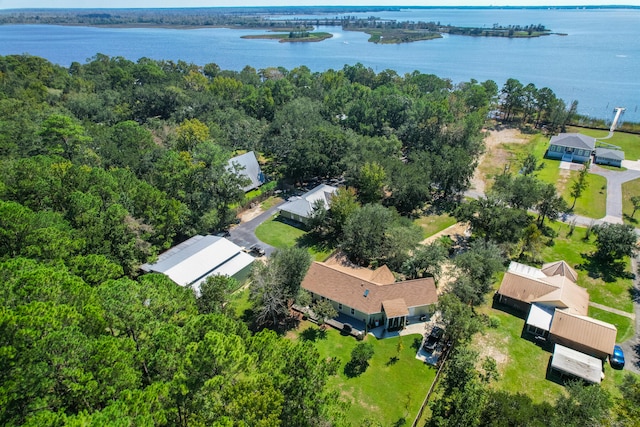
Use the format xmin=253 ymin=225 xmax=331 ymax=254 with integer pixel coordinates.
xmin=475 ymin=333 xmax=510 ymax=368
xmin=471 ymin=128 xmax=531 ymax=194
xmin=239 ymin=204 xmax=264 ymax=223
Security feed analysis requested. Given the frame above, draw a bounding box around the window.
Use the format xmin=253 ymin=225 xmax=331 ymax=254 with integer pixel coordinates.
xmin=350 ymin=308 xmax=355 ymax=315
xmin=338 ymin=303 xmax=342 ymax=310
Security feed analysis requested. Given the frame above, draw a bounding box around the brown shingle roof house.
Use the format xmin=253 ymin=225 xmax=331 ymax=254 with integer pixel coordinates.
xmin=301 ymin=262 xmax=437 ymax=331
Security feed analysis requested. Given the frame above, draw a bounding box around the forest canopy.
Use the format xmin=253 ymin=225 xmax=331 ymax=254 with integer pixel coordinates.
xmin=0 ymin=53 xmax=578 ymax=426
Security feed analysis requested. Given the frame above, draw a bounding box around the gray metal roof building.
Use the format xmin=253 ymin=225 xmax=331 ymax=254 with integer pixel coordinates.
xmin=227 ymin=151 xmax=265 ymax=192
xmin=278 ymin=184 xmax=338 ymax=223
xmin=549 ymin=133 xmax=596 ymax=151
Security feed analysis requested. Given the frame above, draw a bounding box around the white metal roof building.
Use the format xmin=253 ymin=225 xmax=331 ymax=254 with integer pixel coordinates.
xmin=141 ymin=235 xmax=254 ymax=295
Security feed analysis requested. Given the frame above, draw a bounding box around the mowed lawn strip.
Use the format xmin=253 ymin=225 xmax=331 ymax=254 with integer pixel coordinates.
xmin=541 ymin=222 xmax=634 ymax=313
xmin=622 ymin=177 xmax=640 ymax=226
xmin=561 ymin=171 xmax=607 ymax=219
xmin=255 ymin=216 xmax=333 ymax=261
xmin=288 ymin=322 xmax=436 ymax=426
xmin=414 ymin=213 xmax=457 ymax=239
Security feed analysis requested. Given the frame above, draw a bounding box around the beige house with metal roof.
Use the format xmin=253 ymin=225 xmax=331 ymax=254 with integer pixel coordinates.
xmin=496 ymin=260 xmax=616 ymax=360
xmin=549 ymin=310 xmax=617 ymax=360
xmin=301 ymin=261 xmax=438 ymax=331
xmin=496 ymin=261 xmax=588 ymax=315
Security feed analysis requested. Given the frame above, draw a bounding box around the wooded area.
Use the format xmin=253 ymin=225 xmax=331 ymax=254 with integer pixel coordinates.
xmin=0 ymin=52 xmax=620 ymax=426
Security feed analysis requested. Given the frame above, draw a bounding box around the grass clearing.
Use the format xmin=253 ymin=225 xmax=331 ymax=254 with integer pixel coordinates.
xmin=288 ymin=321 xmax=436 ymax=426
xmin=622 ymin=178 xmax=640 ymax=226
xmin=541 ymin=222 xmax=634 ymax=313
xmin=477 ymin=129 xmax=608 ymax=218
xmin=415 ymin=213 xmax=457 ymax=239
xmin=473 ymin=306 xmax=565 ymax=403
xmin=255 ymin=216 xmax=333 ymax=261
xmin=561 ymin=171 xmax=608 ymax=219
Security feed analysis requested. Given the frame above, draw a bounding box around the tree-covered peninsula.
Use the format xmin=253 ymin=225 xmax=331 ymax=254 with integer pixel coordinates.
xmin=0 ymin=7 xmax=554 ymax=43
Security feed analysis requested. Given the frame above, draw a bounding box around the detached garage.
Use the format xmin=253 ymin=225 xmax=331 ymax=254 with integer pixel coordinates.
xmin=594 ymin=147 xmax=625 ymax=168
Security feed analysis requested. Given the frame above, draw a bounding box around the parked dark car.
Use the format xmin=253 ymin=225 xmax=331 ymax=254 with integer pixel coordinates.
xmin=610 ymin=345 xmax=625 ymax=369
xmin=423 ymin=326 xmax=444 ymax=352
xmin=249 ymin=244 xmax=265 ymax=257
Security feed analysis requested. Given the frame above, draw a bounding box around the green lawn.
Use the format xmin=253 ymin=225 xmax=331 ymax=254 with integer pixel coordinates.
xmin=473 ymin=308 xmax=565 ymax=403
xmin=414 ymin=213 xmax=457 ymax=239
xmin=568 ymin=126 xmax=640 ymax=161
xmin=479 ymin=131 xmax=606 ymax=218
xmin=255 ymin=216 xmax=333 ymax=261
xmin=622 ymin=178 xmax=640 ymax=226
xmin=588 ymin=306 xmax=635 ymax=343
xmin=561 ymin=170 xmax=607 ymax=219
xmin=288 ymin=321 xmax=436 ymax=426
xmin=541 ymin=222 xmax=634 ymax=313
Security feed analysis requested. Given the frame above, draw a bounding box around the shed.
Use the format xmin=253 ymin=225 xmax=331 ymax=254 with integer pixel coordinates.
xmin=551 ymin=344 xmax=603 ymax=384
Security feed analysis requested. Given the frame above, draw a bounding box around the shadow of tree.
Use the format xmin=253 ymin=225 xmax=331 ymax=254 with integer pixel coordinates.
xmin=411 ymin=336 xmax=423 ymax=351
xmin=296 ymin=231 xmax=334 ymax=253
xmin=623 ymin=213 xmax=638 ymax=225
xmin=578 ymin=253 xmax=631 ymax=283
xmin=386 ymin=356 xmax=399 ymax=366
xmin=629 ymin=286 xmax=640 ymax=304
xmin=392 ymin=417 xmax=407 ymax=427
xmin=632 ymin=342 xmax=640 ymax=371
xmin=300 ymin=326 xmax=327 ymax=342
xmin=344 ymin=360 xmax=368 ymax=378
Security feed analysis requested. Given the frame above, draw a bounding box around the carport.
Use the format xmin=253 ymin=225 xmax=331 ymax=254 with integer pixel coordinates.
xmin=550 ymin=344 xmax=603 ymax=384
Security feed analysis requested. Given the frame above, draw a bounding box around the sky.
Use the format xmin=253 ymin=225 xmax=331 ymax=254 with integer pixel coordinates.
xmin=1 ymin=1 xmax=639 ymax=10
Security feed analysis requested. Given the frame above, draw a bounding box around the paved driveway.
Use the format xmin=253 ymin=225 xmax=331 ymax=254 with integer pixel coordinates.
xmin=618 ymin=256 xmax=640 ymax=374
xmin=227 ymin=201 xmax=285 ymax=257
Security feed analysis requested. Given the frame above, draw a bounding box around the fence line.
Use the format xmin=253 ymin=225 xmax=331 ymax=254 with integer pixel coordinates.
xmin=411 ymin=345 xmax=452 ymax=427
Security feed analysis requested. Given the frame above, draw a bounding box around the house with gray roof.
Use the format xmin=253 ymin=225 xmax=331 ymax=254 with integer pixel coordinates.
xmin=141 ymin=235 xmax=254 ymax=296
xmin=594 ymin=147 xmax=625 ymax=167
xmin=545 ymin=133 xmax=595 ymax=163
xmin=278 ymin=184 xmax=338 ymax=225
xmin=227 ymin=151 xmax=265 ymax=192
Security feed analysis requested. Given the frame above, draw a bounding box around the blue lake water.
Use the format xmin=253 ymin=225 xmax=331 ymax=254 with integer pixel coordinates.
xmin=0 ymin=8 xmax=639 ymax=122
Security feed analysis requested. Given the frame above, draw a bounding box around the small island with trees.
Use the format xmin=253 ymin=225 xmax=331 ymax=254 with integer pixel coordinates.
xmin=0 ymin=7 xmax=555 ymax=44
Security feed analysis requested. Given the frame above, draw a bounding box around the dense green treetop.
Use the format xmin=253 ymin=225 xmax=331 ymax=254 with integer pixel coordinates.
xmin=0 ymin=52 xmax=582 ymax=426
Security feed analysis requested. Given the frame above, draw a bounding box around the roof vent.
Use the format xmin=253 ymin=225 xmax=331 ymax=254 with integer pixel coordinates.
xmin=364 ymin=289 xmax=369 ymax=297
